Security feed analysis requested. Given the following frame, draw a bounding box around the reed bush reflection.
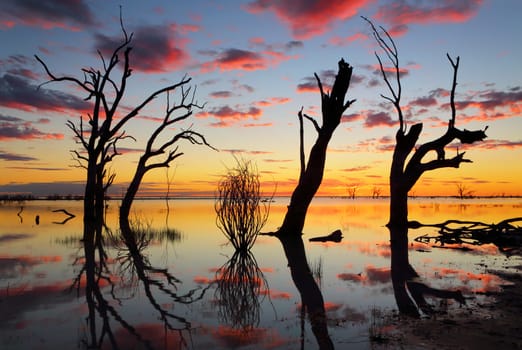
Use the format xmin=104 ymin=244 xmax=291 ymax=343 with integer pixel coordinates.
xmin=214 ymin=249 xmax=268 ymax=330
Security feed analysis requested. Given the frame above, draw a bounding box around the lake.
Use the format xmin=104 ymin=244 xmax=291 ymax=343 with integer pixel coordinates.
xmin=1 ymin=197 xmax=521 ymax=349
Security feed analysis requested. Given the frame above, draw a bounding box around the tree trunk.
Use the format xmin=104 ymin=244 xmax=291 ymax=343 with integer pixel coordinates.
xmin=279 ymin=134 xmax=331 ymax=235
xmin=278 ymin=59 xmax=354 ymax=237
xmin=83 ymin=153 xmax=98 ymax=242
xmin=119 ymin=165 xmax=146 ymax=232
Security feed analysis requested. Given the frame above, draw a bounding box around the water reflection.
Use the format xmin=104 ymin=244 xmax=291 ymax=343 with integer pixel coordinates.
xmin=214 ymin=249 xmax=267 ymax=330
xmin=73 ymin=216 xmax=209 ymax=349
xmin=278 ymin=234 xmax=333 ymax=349
xmin=389 ymin=225 xmax=465 ymax=317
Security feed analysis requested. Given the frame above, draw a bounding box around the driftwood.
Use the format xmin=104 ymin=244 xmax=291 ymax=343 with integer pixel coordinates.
xmin=52 ymin=208 xmax=76 ymax=225
xmin=412 ymin=217 xmax=522 ymax=254
xmin=309 ymin=229 xmax=343 ymax=243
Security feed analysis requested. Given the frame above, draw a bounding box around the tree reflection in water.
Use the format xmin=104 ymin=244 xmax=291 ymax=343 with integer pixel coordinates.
xmin=70 ymin=217 xmax=210 ymax=349
xmin=278 ymin=234 xmax=333 ymax=350
xmin=214 ymin=249 xmax=268 ymax=331
xmin=389 ymin=225 xmax=466 ymax=317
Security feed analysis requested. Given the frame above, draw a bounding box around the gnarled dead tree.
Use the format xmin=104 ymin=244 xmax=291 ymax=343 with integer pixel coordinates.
xmin=363 ymin=17 xmax=487 ymax=228
xmin=36 ymin=16 xmax=135 ymax=242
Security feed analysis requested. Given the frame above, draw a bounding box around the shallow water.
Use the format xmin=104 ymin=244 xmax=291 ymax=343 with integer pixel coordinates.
xmin=1 ymin=197 xmax=521 ymax=349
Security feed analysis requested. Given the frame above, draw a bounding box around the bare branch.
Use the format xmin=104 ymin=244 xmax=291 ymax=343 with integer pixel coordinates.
xmin=363 ymin=16 xmax=404 ymax=132
xmin=303 ymin=113 xmax=321 ymax=133
xmin=447 ymin=53 xmax=460 ymax=126
xmin=35 ymin=55 xmax=94 ymax=94
xmin=298 ymin=107 xmax=306 ymax=181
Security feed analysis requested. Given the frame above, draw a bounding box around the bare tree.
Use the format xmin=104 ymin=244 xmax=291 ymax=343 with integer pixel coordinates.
xmin=119 ymin=80 xmax=215 ymax=232
xmin=371 ymin=186 xmax=382 ymax=199
xmin=277 ymin=59 xmax=356 ymax=236
xmin=363 ymin=17 xmax=487 ymax=227
xmin=455 ymin=182 xmax=474 ymax=199
xmin=347 ymin=185 xmax=358 ymax=199
xmin=35 ymin=14 xmax=212 ymax=239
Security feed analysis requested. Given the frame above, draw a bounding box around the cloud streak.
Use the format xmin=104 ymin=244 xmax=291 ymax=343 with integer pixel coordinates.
xmin=0 ymin=114 xmax=64 ymax=140
xmin=0 ymin=0 xmax=95 ymax=30
xmin=0 ymin=74 xmax=91 ymax=115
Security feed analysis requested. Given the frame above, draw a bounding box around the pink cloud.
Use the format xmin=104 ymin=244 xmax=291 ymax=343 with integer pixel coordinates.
xmin=94 ymin=24 xmax=191 ymax=73
xmin=364 ymin=111 xmax=396 ymax=128
xmin=245 ymin=0 xmax=372 ymax=39
xmin=255 ymin=97 xmax=291 ymax=107
xmin=198 ymin=102 xmax=272 ymax=127
xmin=0 ymin=74 xmax=91 ymax=115
xmin=375 ymin=0 xmax=483 ymax=35
xmin=201 ymin=48 xmax=294 ymax=72
xmin=202 ymin=48 xmax=266 ymax=72
xmin=329 ymin=32 xmax=368 ymax=46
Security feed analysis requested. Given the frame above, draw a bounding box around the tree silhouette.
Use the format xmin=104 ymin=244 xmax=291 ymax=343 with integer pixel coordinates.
xmin=36 ymin=13 xmax=212 ymax=242
xmin=363 ymin=17 xmax=487 ymax=228
xmin=277 ymin=59 xmax=355 ymax=236
xmin=455 ymin=182 xmax=475 ymax=199
xmin=264 ymin=59 xmax=355 ymax=349
xmin=119 ymin=77 xmax=215 ymax=232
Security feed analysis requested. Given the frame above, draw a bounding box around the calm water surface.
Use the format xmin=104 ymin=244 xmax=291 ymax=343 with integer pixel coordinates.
xmin=1 ymin=197 xmax=521 ymax=349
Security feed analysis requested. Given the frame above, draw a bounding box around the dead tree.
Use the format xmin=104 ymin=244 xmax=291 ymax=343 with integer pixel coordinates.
xmin=35 ymin=15 xmax=212 ymax=240
xmin=347 ymin=185 xmax=358 ymax=199
xmin=363 ymin=17 xmax=487 ymax=228
xmin=455 ymin=182 xmax=475 ymax=199
xmin=277 ymin=59 xmax=355 ymax=236
xmin=119 ymin=80 xmax=215 ymax=232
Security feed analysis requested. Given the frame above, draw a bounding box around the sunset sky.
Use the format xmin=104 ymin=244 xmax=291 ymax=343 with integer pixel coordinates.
xmin=1 ymin=0 xmax=521 ymax=198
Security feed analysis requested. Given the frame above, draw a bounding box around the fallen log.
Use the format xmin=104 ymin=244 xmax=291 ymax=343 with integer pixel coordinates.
xmin=309 ymin=229 xmax=343 ymax=243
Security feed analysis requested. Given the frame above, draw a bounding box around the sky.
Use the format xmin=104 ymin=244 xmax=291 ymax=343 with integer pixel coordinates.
xmin=0 ymin=0 xmax=521 ymax=198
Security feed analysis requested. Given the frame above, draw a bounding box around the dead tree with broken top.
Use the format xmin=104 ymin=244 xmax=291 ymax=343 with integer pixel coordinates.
xmin=364 ymin=17 xmax=487 ymax=228
xmin=277 ymin=59 xmax=356 ymax=237
xmin=268 ymin=59 xmax=355 ymax=350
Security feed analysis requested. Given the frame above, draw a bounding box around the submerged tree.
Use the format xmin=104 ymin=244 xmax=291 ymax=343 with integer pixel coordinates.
xmin=267 ymin=59 xmax=355 ymax=350
xmin=363 ymin=17 xmax=487 ymax=228
xmin=277 ymin=58 xmax=355 ymax=237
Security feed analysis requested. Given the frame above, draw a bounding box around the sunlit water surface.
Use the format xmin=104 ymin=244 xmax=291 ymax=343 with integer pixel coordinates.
xmin=1 ymin=198 xmax=521 ymax=349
